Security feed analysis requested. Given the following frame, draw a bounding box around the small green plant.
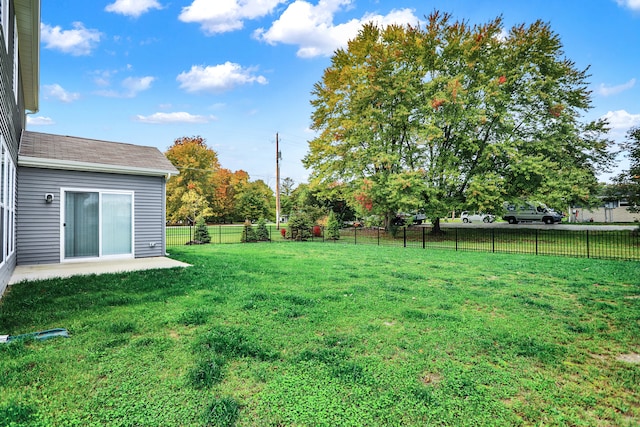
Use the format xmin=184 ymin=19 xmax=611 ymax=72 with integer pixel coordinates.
xmin=326 ymin=211 xmax=341 ymax=240
xmin=188 ymin=357 xmax=225 ymax=389
xmin=241 ymin=220 xmax=257 ymax=243
xmin=203 ymin=397 xmax=240 ymax=427
xmin=108 ymin=320 xmax=137 ymax=334
xmin=0 ymin=402 xmax=37 ymax=426
xmin=194 ymin=217 xmax=211 ymax=244
xmin=195 ymin=326 xmax=276 ymax=361
xmin=178 ymin=308 xmax=209 ymax=326
xmin=256 ymin=218 xmax=270 ymax=241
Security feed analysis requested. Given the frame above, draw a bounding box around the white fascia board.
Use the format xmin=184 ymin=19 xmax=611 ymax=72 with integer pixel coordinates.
xmin=18 ymin=156 xmax=178 ymax=178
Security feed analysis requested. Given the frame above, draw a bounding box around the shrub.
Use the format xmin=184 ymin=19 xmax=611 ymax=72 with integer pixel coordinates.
xmin=194 ymin=217 xmax=211 ymax=244
xmin=287 ymin=210 xmax=313 ymax=241
xmin=241 ymin=220 xmax=257 ymax=243
xmin=256 ymin=218 xmax=270 ymax=241
xmin=280 ymin=228 xmax=286 ymax=238
xmin=326 ymin=211 xmax=341 ymax=240
xmin=313 ymin=225 xmax=322 ymax=237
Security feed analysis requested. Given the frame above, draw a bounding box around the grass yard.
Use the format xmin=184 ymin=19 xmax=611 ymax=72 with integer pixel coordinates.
xmin=1 ymin=244 xmax=639 ymax=426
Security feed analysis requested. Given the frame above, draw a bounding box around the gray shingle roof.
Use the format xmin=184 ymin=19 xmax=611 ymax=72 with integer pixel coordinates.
xmin=19 ymin=131 xmax=178 ymax=177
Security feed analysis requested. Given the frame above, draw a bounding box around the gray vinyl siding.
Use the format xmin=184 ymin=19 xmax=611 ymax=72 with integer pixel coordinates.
xmin=0 ymin=5 xmax=24 ymax=296
xmin=17 ymin=167 xmax=167 ymax=265
xmin=0 ymin=252 xmax=15 ymax=297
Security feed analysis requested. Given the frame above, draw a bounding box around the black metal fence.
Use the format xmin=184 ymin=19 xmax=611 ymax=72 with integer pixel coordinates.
xmin=166 ymin=224 xmax=640 ymax=261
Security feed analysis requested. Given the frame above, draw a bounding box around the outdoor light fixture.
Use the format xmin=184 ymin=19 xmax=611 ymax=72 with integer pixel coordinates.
xmin=45 ymin=193 xmax=54 ymax=204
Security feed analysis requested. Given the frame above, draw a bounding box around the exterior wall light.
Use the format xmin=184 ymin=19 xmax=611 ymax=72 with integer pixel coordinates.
xmin=45 ymin=193 xmax=54 ymax=203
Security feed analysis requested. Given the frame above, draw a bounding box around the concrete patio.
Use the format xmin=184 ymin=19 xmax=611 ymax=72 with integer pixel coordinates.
xmin=9 ymin=257 xmax=191 ymax=284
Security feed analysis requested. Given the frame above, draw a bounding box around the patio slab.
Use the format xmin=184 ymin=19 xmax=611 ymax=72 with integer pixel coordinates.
xmin=9 ymin=257 xmax=191 ymax=284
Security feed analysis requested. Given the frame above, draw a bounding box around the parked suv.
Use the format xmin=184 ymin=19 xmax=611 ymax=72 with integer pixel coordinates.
xmin=460 ymin=211 xmax=495 ymax=223
xmin=502 ymin=203 xmax=563 ymax=224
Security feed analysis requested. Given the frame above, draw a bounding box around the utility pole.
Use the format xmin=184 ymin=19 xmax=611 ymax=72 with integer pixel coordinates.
xmin=275 ymin=133 xmax=281 ymax=229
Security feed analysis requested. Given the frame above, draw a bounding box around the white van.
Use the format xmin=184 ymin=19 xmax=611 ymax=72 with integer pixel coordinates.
xmin=502 ymin=203 xmax=563 ymax=225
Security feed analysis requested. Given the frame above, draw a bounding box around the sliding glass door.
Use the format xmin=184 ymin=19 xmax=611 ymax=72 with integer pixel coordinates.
xmin=102 ymin=193 xmax=132 ymax=256
xmin=63 ymin=190 xmax=133 ymax=260
xmin=64 ymin=192 xmax=99 ymax=258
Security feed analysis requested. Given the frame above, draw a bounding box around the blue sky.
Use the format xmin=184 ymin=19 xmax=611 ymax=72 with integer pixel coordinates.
xmin=29 ymin=0 xmax=640 ymax=187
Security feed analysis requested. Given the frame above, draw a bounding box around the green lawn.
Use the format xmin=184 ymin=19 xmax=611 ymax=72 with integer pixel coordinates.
xmin=1 ymin=244 xmax=639 ymax=426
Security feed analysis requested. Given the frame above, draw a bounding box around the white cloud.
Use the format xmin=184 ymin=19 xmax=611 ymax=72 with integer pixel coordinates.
xmin=105 ymin=0 xmax=163 ymax=18
xmin=179 ymin=0 xmax=286 ymax=35
xmin=92 ymin=70 xmax=116 ymax=87
xmin=134 ymin=112 xmax=216 ymax=124
xmin=27 ymin=116 xmax=55 ymax=126
xmin=255 ymin=1 xmax=420 ymax=58
xmin=122 ymin=76 xmax=155 ymax=93
xmin=615 ymin=0 xmax=640 ymax=11
xmin=41 ymin=22 xmax=102 ymax=56
xmin=96 ymin=76 xmax=155 ymax=98
xmin=177 ymin=62 xmax=267 ymax=93
xmin=601 ymin=110 xmax=640 ymax=138
xmin=43 ymin=84 xmax=80 ymax=103
xmin=597 ymin=78 xmax=636 ymax=96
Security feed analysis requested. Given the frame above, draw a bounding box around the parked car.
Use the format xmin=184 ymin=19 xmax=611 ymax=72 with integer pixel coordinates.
xmin=411 ymin=212 xmax=427 ymax=225
xmin=461 ymin=211 xmax=495 ymax=223
xmin=502 ymin=203 xmax=563 ymax=224
xmin=393 ymin=212 xmax=428 ymax=225
xmin=391 ymin=216 xmax=406 ymax=226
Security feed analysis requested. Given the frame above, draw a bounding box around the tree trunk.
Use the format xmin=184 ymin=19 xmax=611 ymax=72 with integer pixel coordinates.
xmin=384 ymin=212 xmax=395 ymax=230
xmin=430 ymin=217 xmax=443 ymax=235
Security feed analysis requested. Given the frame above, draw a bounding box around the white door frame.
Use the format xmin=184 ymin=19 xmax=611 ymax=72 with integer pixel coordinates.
xmin=60 ymin=187 xmax=135 ymax=262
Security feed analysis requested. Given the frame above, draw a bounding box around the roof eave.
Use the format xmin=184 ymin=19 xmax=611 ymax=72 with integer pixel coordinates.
xmin=18 ymin=156 xmax=179 ymax=178
xmin=15 ymin=0 xmax=40 ymax=113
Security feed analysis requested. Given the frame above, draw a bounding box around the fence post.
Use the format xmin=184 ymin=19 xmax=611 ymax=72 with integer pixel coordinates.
xmin=455 ymin=228 xmax=458 ymax=251
xmin=586 ymin=230 xmax=590 ymax=258
xmin=492 ymin=229 xmax=495 ymax=253
xmin=403 ymin=227 xmax=407 ymax=248
xmin=219 ymin=225 xmax=222 ymax=244
xmin=535 ymin=229 xmax=538 ymax=255
xmin=422 ymin=227 xmax=425 ymax=249
xmin=377 ymin=226 xmax=380 ymax=246
xmin=354 ymin=226 xmax=357 ymax=245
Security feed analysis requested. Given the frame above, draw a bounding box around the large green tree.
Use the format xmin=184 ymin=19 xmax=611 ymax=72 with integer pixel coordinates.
xmin=304 ymin=13 xmax=614 ymax=231
xmin=234 ymin=179 xmax=274 ymax=222
xmin=166 ymin=136 xmax=220 ymax=224
xmin=612 ymin=126 xmax=640 ymax=212
xmin=209 ymin=168 xmax=250 ymax=222
xmin=166 ymin=136 xmax=265 ymax=224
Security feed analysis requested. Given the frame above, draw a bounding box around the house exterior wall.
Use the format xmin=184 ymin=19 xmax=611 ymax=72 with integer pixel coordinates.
xmin=0 ymin=2 xmax=25 ymax=295
xmin=574 ymin=206 xmax=640 ymax=223
xmin=17 ymin=167 xmax=167 ymax=265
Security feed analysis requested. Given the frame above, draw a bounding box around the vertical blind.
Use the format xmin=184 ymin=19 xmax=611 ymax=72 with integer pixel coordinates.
xmin=64 ymin=191 xmax=133 ymax=259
